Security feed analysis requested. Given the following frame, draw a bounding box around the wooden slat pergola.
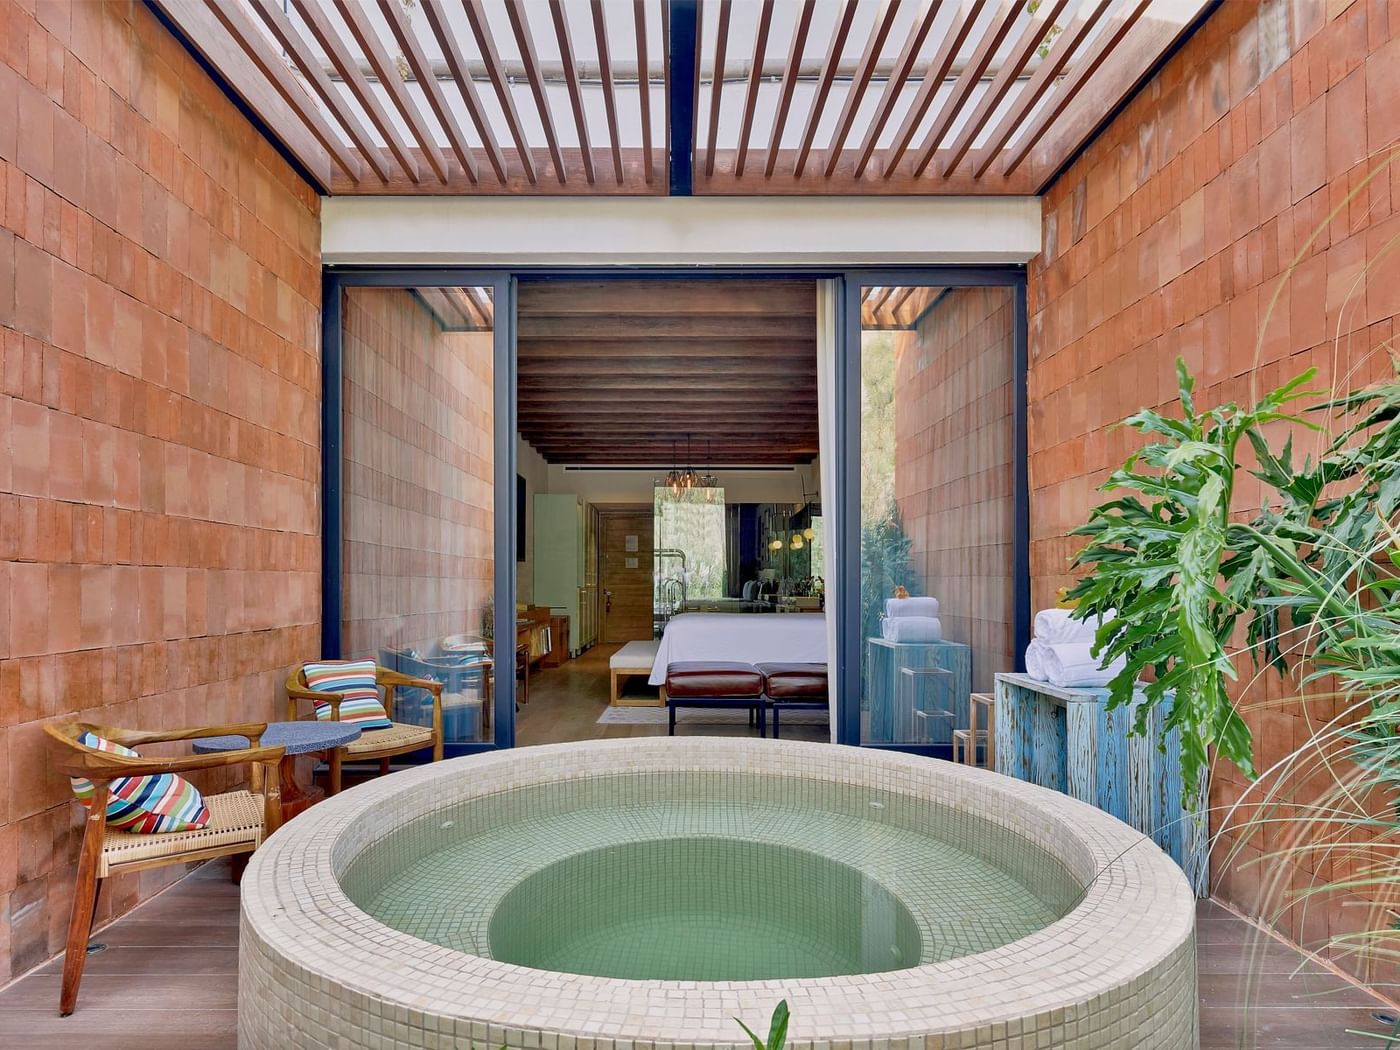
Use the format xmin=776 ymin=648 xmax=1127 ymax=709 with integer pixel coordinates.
xmin=150 ymin=0 xmax=1211 ymax=197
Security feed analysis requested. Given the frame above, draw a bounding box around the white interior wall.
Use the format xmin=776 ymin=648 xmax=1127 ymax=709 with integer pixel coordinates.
xmin=515 ymin=437 xmax=552 ymax=605
xmin=516 ymin=434 xmax=820 ymax=608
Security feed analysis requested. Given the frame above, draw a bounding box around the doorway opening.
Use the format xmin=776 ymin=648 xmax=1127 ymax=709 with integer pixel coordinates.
xmin=513 ymin=278 xmax=829 ymax=746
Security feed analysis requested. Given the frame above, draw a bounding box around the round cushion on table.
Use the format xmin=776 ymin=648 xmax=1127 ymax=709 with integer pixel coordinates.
xmin=664 ymin=661 xmax=765 ymax=698
xmin=193 ymin=721 xmax=361 ymax=756
xmin=755 ymin=662 xmax=829 ymax=700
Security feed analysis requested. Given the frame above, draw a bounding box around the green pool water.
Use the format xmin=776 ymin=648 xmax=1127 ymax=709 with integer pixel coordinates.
xmin=341 ymin=772 xmax=1082 ymax=982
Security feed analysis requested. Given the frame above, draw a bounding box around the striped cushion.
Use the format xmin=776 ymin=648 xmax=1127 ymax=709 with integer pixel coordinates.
xmin=303 ymin=660 xmax=393 ymax=729
xmin=70 ymin=732 xmax=211 ymax=834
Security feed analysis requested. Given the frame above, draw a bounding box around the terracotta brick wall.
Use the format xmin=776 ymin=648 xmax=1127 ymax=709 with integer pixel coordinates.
xmin=1028 ymin=0 xmax=1400 ymax=981
xmin=0 ymin=0 xmax=321 ymax=982
xmin=340 ymin=288 xmax=494 ymax=664
xmin=893 ymin=288 xmax=1016 ymax=693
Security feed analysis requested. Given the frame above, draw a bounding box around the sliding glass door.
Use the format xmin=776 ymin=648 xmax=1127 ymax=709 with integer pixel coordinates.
xmin=324 ymin=272 xmax=517 ymax=753
xmin=320 ymin=267 xmax=1025 ymax=757
xmin=837 ymin=274 xmax=1028 ymax=752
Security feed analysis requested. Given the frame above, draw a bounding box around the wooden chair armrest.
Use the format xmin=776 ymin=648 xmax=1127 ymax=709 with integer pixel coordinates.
xmin=99 ymin=722 xmax=269 ymax=748
xmin=377 ymin=668 xmax=444 ymax=692
xmin=286 ymin=689 xmax=343 ymax=721
xmin=51 ymin=740 xmax=287 ymax=782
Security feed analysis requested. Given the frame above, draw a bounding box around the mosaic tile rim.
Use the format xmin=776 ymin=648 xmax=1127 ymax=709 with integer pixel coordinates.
xmin=240 ymin=738 xmax=1198 ymax=1046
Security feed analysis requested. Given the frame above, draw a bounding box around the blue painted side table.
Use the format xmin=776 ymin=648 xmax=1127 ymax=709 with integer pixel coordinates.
xmin=195 ymin=721 xmax=361 ymax=822
xmin=993 ymin=672 xmax=1209 ymax=896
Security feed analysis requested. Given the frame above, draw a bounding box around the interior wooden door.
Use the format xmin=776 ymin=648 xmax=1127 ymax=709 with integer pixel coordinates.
xmin=599 ymin=508 xmax=654 ymax=643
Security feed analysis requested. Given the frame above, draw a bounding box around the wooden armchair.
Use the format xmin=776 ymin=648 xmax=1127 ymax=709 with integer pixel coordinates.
xmin=285 ymin=663 xmax=445 ymax=793
xmin=44 ymin=721 xmax=285 ymax=1017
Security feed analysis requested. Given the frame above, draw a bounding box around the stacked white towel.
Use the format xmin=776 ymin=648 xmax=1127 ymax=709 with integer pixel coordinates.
xmin=881 ymin=596 xmax=942 ymax=643
xmin=1024 ymin=609 xmax=1121 ymax=687
xmin=1040 ymin=640 xmax=1126 ymax=689
xmin=886 ymin=597 xmax=940 ymax=619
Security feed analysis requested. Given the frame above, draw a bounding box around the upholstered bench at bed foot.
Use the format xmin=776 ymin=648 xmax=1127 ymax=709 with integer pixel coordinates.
xmin=664 ymin=662 xmax=767 ymax=737
xmin=756 ymin=662 xmax=830 ymax=739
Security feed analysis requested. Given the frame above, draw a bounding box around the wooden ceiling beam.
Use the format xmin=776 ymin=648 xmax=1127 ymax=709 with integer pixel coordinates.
xmin=939 ymin=0 xmax=1072 ymax=177
xmin=376 ymin=0 xmax=479 ymax=183
xmin=969 ymin=0 xmax=1113 ymax=178
xmin=762 ymin=0 xmax=816 ymax=178
xmin=1005 ymin=0 xmax=1154 ymax=176
xmin=518 ymin=279 xmax=815 ymax=314
xmin=525 ymin=433 xmax=817 ymax=441
xmin=550 ymin=0 xmax=597 ymax=185
xmin=823 ymin=0 xmax=904 ymax=177
xmin=149 ymin=0 xmax=334 ymax=187
xmin=518 ymin=317 xmax=813 ymax=339
xmin=518 ymin=362 xmax=813 ymax=378
xmin=540 ymin=454 xmax=818 ymax=464
xmin=290 ymin=0 xmax=419 ymax=183
xmin=445 ymin=287 xmax=488 ymax=328
xmin=250 ymin=0 xmax=391 ymax=183
xmin=634 ymin=0 xmax=655 ymax=183
xmin=910 ymin=0 xmax=1022 ymax=178
xmin=792 ymin=0 xmax=858 ymax=178
xmin=520 ymin=380 xmax=817 ymax=392
xmin=420 ymin=0 xmax=510 ymax=183
xmin=590 ymin=0 xmax=627 ymax=184
xmin=881 ymin=0 xmax=985 ymax=178
xmin=332 ymin=0 xmax=450 ymax=184
xmin=702 ymin=0 xmax=733 ymax=178
xmin=463 ymin=0 xmax=539 ymax=184
xmin=505 ymin=0 xmax=568 ymax=183
xmin=851 ymin=0 xmax=942 ymax=178
xmin=206 ymin=0 xmax=362 ymax=182
xmin=733 ymin=0 xmax=775 ymax=177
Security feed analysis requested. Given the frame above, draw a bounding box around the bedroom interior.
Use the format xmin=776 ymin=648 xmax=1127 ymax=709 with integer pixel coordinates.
xmin=510 ymin=277 xmax=833 ymax=744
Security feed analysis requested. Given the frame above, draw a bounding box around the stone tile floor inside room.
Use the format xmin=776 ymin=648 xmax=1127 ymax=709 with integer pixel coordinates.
xmin=0 ymin=858 xmax=1395 ymax=1049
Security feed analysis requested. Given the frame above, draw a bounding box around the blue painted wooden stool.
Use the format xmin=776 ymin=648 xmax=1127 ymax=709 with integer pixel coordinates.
xmin=993 ymin=672 xmax=1209 ymax=896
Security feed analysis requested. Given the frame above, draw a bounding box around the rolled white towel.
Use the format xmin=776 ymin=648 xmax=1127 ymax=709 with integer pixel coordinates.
xmin=1041 ymin=641 xmax=1126 ymax=689
xmin=1033 ymin=608 xmax=1111 ymax=644
xmin=1024 ymin=639 xmax=1049 ymax=681
xmin=885 ymin=596 xmax=940 ymax=619
xmin=881 ymin=616 xmax=942 ymax=643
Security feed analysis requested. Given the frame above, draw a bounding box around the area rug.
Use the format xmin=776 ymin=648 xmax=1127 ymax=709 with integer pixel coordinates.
xmin=597 ymin=707 xmax=828 ymax=726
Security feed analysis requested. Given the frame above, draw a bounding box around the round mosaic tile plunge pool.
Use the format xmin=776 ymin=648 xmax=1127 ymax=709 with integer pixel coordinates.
xmin=239 ymin=738 xmax=1200 ymax=1049
xmin=340 ymin=772 xmax=1081 ymax=982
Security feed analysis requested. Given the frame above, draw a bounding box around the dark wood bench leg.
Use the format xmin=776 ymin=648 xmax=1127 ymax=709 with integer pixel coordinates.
xmin=668 ymin=700 xmax=677 ymax=735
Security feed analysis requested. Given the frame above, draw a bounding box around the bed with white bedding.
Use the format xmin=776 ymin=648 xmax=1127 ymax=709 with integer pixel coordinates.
xmin=648 ymin=612 xmax=828 ymax=685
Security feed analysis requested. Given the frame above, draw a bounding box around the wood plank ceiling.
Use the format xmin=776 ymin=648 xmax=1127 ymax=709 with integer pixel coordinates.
xmin=152 ymin=0 xmax=1212 ymax=197
xmin=516 ymin=280 xmax=818 ymax=466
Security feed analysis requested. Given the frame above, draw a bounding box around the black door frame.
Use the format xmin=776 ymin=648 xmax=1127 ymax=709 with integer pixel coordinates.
xmin=321 ymin=266 xmax=1028 ymax=757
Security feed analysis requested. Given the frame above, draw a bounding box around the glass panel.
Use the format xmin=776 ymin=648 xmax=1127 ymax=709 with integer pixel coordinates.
xmin=341 ymin=286 xmax=496 ymax=746
xmin=858 ymin=286 xmax=1015 ymax=748
xmin=654 ymin=484 xmax=726 ymax=625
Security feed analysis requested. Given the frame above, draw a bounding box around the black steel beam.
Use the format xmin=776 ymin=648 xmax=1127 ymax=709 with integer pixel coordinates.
xmin=667 ymin=0 xmax=699 ymax=196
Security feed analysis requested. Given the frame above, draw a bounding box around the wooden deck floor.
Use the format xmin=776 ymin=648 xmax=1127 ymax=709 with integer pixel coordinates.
xmin=2 ymin=865 xmax=1394 ymax=1049
xmin=2 ymin=647 xmax=1395 ymax=1049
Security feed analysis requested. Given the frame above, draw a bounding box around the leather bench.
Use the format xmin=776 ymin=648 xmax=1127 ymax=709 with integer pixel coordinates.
xmin=756 ymin=662 xmax=829 ymax=739
xmin=664 ymin=662 xmax=767 ymax=736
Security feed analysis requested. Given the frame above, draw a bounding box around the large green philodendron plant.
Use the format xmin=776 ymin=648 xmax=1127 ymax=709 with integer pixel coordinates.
xmin=1069 ymin=357 xmax=1400 ymax=795
xmin=1066 ymin=360 xmax=1321 ymax=790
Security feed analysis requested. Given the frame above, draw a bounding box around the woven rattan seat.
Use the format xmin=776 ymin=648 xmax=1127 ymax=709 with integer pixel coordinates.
xmin=99 ymin=790 xmax=265 ymax=878
xmin=286 ymin=664 xmax=446 ymax=793
xmin=44 ymin=719 xmax=284 ymax=1016
xmin=341 ymin=722 xmax=435 ymax=756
